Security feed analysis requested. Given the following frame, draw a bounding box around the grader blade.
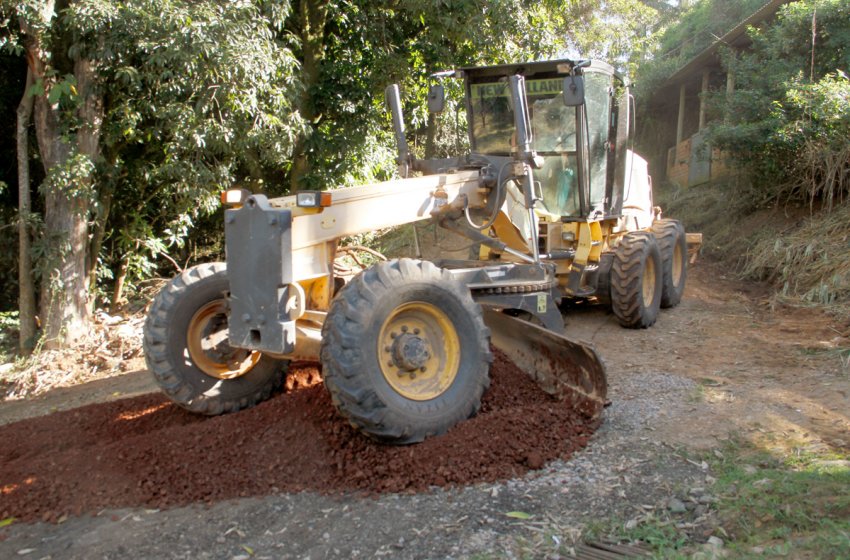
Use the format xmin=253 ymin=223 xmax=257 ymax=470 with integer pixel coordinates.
xmin=483 ymin=309 xmax=607 ymax=419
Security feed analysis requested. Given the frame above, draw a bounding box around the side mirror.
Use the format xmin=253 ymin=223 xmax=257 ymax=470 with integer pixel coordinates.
xmin=562 ymin=75 xmax=585 ymax=107
xmin=427 ymin=84 xmax=445 ymax=113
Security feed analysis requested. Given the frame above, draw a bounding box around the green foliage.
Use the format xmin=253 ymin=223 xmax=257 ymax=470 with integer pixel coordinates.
xmin=39 ymin=152 xmax=97 ymax=208
xmin=72 ymin=0 xmax=304 ymax=300
xmin=292 ymin=0 xmax=660 ymax=191
xmin=656 ymin=0 xmax=766 ymax=62
xmin=705 ymin=0 xmax=850 ymax=207
xmin=0 ymin=0 xmax=309 ymax=311
xmin=635 ymin=0 xmax=766 ymax=95
xmin=646 ymin=1 xmax=850 ymax=313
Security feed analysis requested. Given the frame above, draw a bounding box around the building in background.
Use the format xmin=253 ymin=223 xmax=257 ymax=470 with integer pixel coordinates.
xmin=648 ymin=0 xmax=790 ymax=187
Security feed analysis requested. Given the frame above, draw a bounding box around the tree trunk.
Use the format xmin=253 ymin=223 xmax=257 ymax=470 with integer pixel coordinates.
xmin=110 ymin=254 xmax=129 ymax=313
xmin=16 ymin=67 xmax=38 ymax=355
xmin=424 ymin=112 xmax=438 ymax=159
xmin=289 ymin=0 xmax=330 ymax=192
xmin=32 ymin=55 xmax=103 ymax=348
xmin=28 ymin=24 xmax=73 ymax=347
xmin=17 ymin=0 xmax=104 ymax=349
xmin=87 ymin=187 xmax=112 ymax=312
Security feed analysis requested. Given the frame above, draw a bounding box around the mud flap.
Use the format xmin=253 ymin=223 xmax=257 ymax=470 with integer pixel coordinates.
xmin=483 ymin=308 xmax=607 ymax=419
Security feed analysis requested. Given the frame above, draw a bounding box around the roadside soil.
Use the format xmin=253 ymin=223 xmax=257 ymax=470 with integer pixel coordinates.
xmin=0 ymin=262 xmax=848 ymax=559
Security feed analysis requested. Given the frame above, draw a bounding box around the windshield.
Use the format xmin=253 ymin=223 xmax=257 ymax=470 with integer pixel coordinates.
xmin=469 ymin=77 xmax=580 ymax=216
xmin=469 ymin=78 xmax=576 ymax=155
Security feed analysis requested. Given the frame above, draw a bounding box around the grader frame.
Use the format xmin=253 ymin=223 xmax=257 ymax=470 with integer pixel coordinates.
xmin=143 ymin=58 xmax=693 ymax=444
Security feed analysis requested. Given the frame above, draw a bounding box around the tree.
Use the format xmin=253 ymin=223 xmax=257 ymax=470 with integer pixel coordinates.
xmin=15 ymin=64 xmax=36 ymax=354
xmin=1 ymin=0 xmax=303 ymax=347
xmin=704 ymin=0 xmax=850 ymax=207
xmin=1 ymin=0 xmax=103 ymax=348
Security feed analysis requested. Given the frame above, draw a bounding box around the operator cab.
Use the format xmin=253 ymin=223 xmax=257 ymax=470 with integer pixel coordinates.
xmin=458 ymin=59 xmax=634 ymax=222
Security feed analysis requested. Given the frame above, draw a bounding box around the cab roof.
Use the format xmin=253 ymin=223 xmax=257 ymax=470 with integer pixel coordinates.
xmin=459 ymin=58 xmax=617 ymax=81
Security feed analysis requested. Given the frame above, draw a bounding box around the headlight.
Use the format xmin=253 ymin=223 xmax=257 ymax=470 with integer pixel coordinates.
xmin=295 ymin=191 xmax=332 ymax=208
xmin=220 ymin=188 xmax=252 ymax=207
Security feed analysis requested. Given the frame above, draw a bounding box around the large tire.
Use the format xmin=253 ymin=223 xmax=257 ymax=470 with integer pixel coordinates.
xmin=611 ymin=232 xmax=663 ymax=329
xmin=321 ymin=258 xmax=492 ymax=444
xmin=143 ymin=263 xmax=287 ymax=415
xmin=652 ymin=219 xmax=687 ymax=308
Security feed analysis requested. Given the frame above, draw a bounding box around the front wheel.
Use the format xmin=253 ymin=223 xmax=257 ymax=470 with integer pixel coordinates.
xmin=321 ymin=259 xmax=492 ymax=444
xmin=143 ymin=263 xmax=287 ymax=415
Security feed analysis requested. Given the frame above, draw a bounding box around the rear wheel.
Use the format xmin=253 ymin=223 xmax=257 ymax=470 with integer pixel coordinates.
xmin=321 ymin=258 xmax=492 ymax=444
xmin=611 ymin=232 xmax=663 ymax=329
xmin=143 ymin=263 xmax=287 ymax=415
xmin=652 ymin=219 xmax=687 ymax=308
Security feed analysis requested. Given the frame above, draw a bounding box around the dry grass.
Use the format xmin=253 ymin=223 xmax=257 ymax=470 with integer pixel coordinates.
xmin=658 ymin=178 xmax=850 ymax=321
xmin=0 ymin=309 xmax=146 ymax=400
xmin=742 ymin=203 xmax=850 ymax=318
xmin=792 ymin=142 xmax=850 ymax=212
xmin=656 ymin=177 xmax=773 ymax=265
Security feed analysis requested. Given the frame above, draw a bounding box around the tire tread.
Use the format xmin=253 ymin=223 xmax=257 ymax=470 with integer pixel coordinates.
xmin=142 ymin=262 xmax=286 ymax=416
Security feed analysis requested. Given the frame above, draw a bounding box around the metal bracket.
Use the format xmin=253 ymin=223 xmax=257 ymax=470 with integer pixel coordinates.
xmin=475 ymin=291 xmax=564 ymax=332
xmin=225 ymin=195 xmax=297 ymax=355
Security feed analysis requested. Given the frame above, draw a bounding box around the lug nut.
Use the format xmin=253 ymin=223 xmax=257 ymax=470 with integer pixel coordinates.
xmin=384 ymin=346 xmax=391 ymax=352
xmin=387 ymin=361 xmax=394 ymax=367
xmin=401 ymin=325 xmax=408 ymax=332
xmin=409 ymin=372 xmax=416 ymax=379
xmin=390 ymin=332 xmax=397 ymax=339
xmin=420 ymin=366 xmax=426 ymax=372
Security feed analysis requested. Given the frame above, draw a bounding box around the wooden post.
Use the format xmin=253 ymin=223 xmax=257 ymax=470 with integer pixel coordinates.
xmin=725 ymin=70 xmax=735 ymax=122
xmin=676 ymin=83 xmax=686 ymax=144
xmin=698 ymin=69 xmax=710 ymax=131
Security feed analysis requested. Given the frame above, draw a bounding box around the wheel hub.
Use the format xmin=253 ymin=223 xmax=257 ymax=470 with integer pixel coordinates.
xmin=187 ymin=300 xmax=261 ymax=380
xmin=391 ymin=333 xmax=431 ymax=371
xmin=377 ymin=302 xmax=461 ymax=401
xmin=642 ymin=254 xmax=657 ymax=306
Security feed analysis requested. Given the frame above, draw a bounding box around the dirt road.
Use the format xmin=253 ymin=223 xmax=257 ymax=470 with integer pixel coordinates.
xmin=1 ymin=262 xmax=847 ymax=559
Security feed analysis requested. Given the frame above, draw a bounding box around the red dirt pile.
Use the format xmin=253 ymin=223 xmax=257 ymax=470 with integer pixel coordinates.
xmin=0 ymin=351 xmax=597 ymax=523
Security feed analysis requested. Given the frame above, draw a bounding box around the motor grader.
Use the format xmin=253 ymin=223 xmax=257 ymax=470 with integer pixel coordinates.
xmin=143 ymin=58 xmax=691 ymax=443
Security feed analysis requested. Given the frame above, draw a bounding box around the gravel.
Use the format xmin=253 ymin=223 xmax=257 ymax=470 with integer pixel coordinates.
xmin=0 ymin=369 xmax=712 ymax=559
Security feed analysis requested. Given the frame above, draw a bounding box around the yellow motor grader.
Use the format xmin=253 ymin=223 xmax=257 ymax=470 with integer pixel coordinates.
xmin=143 ymin=58 xmax=692 ymax=443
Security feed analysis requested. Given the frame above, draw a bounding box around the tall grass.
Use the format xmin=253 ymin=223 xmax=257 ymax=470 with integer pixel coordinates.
xmin=658 ymin=178 xmax=850 ymax=320
xmin=743 ymin=203 xmax=850 ymax=315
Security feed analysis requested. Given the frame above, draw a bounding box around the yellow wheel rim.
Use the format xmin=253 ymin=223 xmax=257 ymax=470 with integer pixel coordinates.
xmin=672 ymin=241 xmax=684 ymax=286
xmin=642 ymin=255 xmax=657 ymax=307
xmin=187 ymin=300 xmax=261 ymax=380
xmin=377 ymin=302 xmax=461 ymax=401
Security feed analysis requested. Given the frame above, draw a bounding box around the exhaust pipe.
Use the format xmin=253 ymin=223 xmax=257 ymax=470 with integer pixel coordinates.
xmin=385 ymin=84 xmax=410 ymax=178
